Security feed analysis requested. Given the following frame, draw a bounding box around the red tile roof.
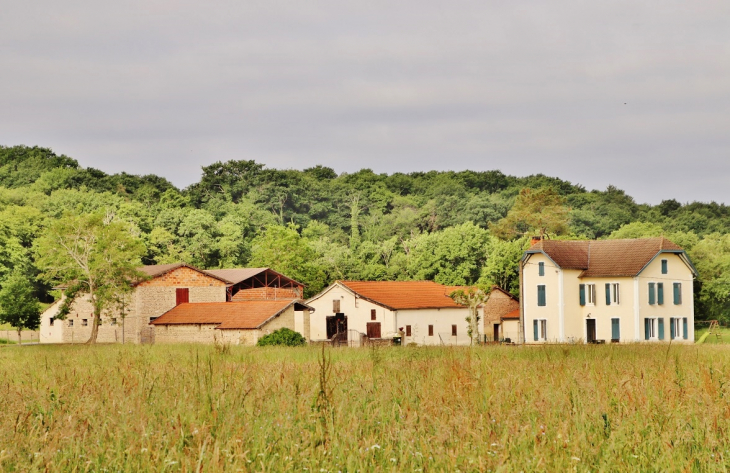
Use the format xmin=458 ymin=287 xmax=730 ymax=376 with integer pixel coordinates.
xmin=502 ymin=309 xmax=520 ymax=319
xmin=337 ymin=281 xmax=464 ymax=310
xmin=527 ymin=237 xmax=689 ymax=277
xmin=150 ymin=300 xmax=310 ymax=329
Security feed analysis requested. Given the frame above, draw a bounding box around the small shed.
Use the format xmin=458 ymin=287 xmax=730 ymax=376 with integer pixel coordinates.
xmin=150 ymin=299 xmax=312 ymax=345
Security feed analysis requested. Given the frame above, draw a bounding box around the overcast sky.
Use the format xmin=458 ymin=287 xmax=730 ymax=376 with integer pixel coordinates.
xmin=2 ymin=1 xmax=729 ymax=204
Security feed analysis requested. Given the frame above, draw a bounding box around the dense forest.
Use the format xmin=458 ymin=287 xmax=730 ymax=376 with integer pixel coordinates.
xmin=1 ymin=145 xmax=729 ymax=321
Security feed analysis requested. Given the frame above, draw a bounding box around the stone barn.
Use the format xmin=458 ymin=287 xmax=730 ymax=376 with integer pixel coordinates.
xmin=150 ymin=300 xmax=312 ymax=345
xmin=482 ymin=286 xmax=520 ymax=342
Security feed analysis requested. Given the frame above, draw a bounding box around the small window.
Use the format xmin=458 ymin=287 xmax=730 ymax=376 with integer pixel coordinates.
xmin=538 ymin=262 xmax=545 ymax=276
xmin=68 ymin=320 xmax=74 ymax=327
xmin=333 ymin=299 xmax=340 ymax=313
xmin=111 ymin=318 xmax=117 ymax=326
xmin=406 ymin=325 xmax=412 ymax=336
xmin=49 ymin=317 xmax=55 ymax=327
xmin=82 ymin=319 xmax=88 ymax=327
xmin=673 ymin=283 xmax=682 ymax=305
xmin=537 ymin=285 xmax=546 ymax=306
xmin=370 ymin=309 xmax=376 ymax=321
xmin=661 ymin=259 xmax=668 ymax=274
xmin=645 ymin=318 xmax=656 ymax=339
xmin=451 ymin=325 xmax=457 ymax=336
xmin=428 ymin=325 xmax=434 ymax=336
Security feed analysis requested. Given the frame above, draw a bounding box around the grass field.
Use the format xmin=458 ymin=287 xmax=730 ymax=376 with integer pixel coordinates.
xmin=696 ymin=327 xmax=730 ymax=345
xmin=2 ymin=344 xmax=730 ymax=472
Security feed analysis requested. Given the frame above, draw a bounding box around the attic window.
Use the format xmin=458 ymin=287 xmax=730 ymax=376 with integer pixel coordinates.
xmin=661 ymin=259 xmax=668 ymax=274
xmin=49 ymin=318 xmax=55 ymax=327
xmin=538 ymin=262 xmax=545 ymax=276
xmin=370 ymin=309 xmax=376 ymax=321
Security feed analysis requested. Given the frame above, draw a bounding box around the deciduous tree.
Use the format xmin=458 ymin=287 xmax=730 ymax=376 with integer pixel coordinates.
xmin=35 ymin=211 xmax=146 ymax=344
xmin=0 ymin=269 xmax=40 ymax=344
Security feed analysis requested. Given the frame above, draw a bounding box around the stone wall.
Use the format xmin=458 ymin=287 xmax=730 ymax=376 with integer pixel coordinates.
xmin=483 ymin=290 xmax=519 ymax=324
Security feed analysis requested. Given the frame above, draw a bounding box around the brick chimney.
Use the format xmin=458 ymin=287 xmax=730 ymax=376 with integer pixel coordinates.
xmin=530 ymin=236 xmax=542 ymax=247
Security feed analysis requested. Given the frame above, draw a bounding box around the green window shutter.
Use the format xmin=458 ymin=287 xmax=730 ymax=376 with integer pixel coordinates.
xmin=579 ymin=284 xmax=586 ymax=306
xmin=658 ymin=318 xmax=665 ymax=340
xmin=648 ymin=282 xmax=655 ymax=305
xmin=537 ymin=285 xmax=546 ymax=306
xmin=661 ymin=259 xmax=668 ymax=274
xmin=539 ymin=262 xmax=545 ymax=276
xmin=683 ymin=318 xmax=688 ymax=340
xmin=605 ymin=283 xmax=611 ymax=306
xmin=611 ymin=318 xmax=620 ymax=340
xmin=657 ymin=283 xmax=664 ymax=305
xmin=644 ymin=319 xmax=650 ymax=340
xmin=533 ymin=320 xmax=538 ymax=341
xmin=673 ymin=283 xmax=682 ymax=305
xmin=670 ymin=318 xmax=675 ymax=339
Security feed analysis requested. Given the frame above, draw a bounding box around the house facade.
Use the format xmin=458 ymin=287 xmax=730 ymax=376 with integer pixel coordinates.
xmin=306 ymin=281 xmax=480 ymax=346
xmin=39 ymin=264 xmax=305 ymax=344
xmin=521 ymin=237 xmax=697 ymax=344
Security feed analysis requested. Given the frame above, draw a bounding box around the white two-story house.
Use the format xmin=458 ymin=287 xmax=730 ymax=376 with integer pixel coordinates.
xmin=521 ymin=237 xmax=697 ymax=344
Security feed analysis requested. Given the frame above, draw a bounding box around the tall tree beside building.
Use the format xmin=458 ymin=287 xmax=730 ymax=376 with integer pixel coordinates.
xmin=35 ymin=211 xmax=146 ymax=344
xmin=0 ymin=269 xmax=40 ymax=344
xmin=490 ymin=187 xmax=570 ymax=240
xmin=450 ymin=285 xmax=491 ymax=345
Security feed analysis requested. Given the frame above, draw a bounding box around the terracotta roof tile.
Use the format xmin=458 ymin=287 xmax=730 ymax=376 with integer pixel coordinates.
xmin=338 ymin=281 xmax=464 ymax=310
xmin=150 ymin=300 xmax=308 ymax=329
xmin=528 ymin=237 xmax=686 ymax=277
xmin=502 ymin=308 xmax=520 ymax=319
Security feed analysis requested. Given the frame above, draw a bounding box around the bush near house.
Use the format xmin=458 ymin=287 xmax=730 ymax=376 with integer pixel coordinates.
xmin=256 ymin=327 xmax=307 ymax=347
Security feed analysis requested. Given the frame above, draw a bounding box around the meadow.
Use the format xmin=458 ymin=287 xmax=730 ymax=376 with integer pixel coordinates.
xmin=1 ymin=343 xmax=730 ymax=472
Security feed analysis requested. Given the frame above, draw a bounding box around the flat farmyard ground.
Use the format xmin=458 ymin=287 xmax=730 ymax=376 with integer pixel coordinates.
xmin=1 ymin=344 xmax=729 ymax=472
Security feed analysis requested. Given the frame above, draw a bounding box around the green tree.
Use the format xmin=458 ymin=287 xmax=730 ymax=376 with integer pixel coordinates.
xmin=450 ymin=285 xmax=491 ymax=345
xmin=0 ymin=269 xmax=40 ymax=344
xmin=249 ymin=224 xmax=326 ymax=297
xmin=479 ymin=236 xmax=527 ymax=296
xmin=491 ymin=187 xmax=569 ymax=240
xmin=35 ymin=212 xmax=147 ymax=344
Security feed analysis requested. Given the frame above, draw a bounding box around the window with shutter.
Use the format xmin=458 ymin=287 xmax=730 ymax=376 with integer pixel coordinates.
xmin=533 ymin=320 xmax=538 ymax=341
xmin=406 ymin=325 xmax=412 ymax=337
xmin=538 ymin=262 xmax=545 ymax=276
xmin=661 ymin=259 xmax=668 ymax=274
xmin=176 ymin=288 xmax=189 ymax=305
xmin=658 ymin=318 xmax=665 ymax=340
xmin=605 ymin=283 xmax=611 ymax=305
xmin=657 ymin=283 xmax=664 ymax=305
xmin=670 ymin=317 xmax=676 ymax=339
xmin=673 ymin=283 xmax=682 ymax=305
xmin=428 ymin=325 xmax=434 ymax=336
xmin=370 ymin=309 xmax=376 ymax=321
xmin=648 ymin=283 xmax=656 ymax=305
xmin=683 ymin=318 xmax=688 ymax=340
xmin=333 ymin=299 xmax=340 ymax=313
xmin=611 ymin=318 xmax=620 ymax=341
xmin=537 ymin=285 xmax=546 ymax=306
xmin=579 ymin=284 xmax=586 ymax=306
xmin=452 ymin=325 xmax=457 ymax=336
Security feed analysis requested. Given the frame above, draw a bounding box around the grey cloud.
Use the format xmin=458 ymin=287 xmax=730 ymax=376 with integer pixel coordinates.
xmin=2 ymin=0 xmax=729 ymax=204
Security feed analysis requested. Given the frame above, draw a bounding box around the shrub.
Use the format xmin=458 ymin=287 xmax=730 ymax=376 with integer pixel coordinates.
xmin=257 ymin=328 xmax=306 ymax=347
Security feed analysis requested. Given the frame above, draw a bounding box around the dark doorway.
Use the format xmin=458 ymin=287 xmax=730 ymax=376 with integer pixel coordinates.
xmin=586 ymin=319 xmax=596 ymax=343
xmin=493 ymin=324 xmax=500 ymax=342
xmin=366 ymin=322 xmax=381 ymax=339
xmin=326 ymin=314 xmax=348 ymax=339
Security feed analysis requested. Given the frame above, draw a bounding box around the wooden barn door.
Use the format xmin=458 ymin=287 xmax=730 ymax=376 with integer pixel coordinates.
xmin=176 ymin=288 xmax=189 ymax=305
xmin=366 ymin=322 xmax=381 ymax=339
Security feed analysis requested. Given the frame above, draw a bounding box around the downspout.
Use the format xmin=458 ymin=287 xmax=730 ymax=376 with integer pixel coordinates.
xmin=518 ymin=258 xmax=525 ymax=344
xmin=633 ymin=277 xmax=640 ymax=341
xmin=558 ymin=269 xmax=565 ymax=342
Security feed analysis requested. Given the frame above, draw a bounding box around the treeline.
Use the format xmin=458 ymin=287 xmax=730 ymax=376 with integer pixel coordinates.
xmin=1 ymin=145 xmax=729 ymax=321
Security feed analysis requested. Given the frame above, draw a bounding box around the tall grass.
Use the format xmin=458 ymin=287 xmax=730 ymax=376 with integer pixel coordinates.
xmin=1 ymin=344 xmax=730 ymax=471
